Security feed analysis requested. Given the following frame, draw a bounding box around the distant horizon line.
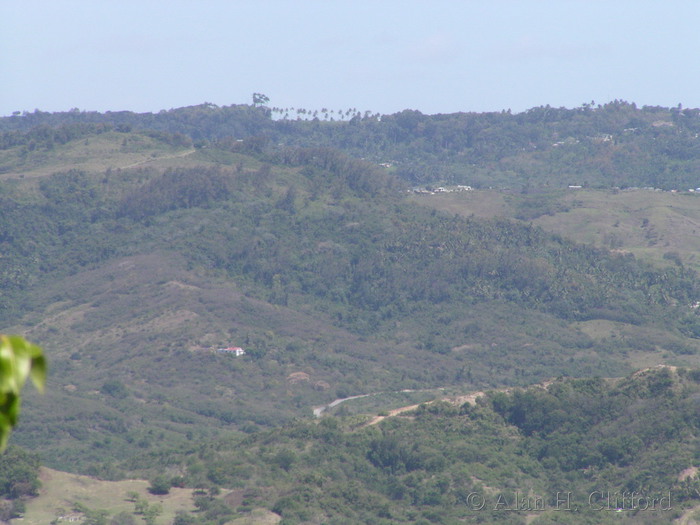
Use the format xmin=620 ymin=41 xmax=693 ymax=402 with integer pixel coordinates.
xmin=1 ymin=98 xmax=694 ymax=120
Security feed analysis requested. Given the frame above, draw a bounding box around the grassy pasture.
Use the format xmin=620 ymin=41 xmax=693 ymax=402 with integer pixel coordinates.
xmin=24 ymin=467 xmax=193 ymax=524
xmin=0 ymin=132 xmax=196 ymax=180
xmin=417 ymin=188 xmax=700 ymax=272
xmin=24 ymin=468 xmax=282 ymax=525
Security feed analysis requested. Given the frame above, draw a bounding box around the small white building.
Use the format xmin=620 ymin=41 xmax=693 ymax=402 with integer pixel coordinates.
xmin=217 ymin=346 xmax=246 ymax=356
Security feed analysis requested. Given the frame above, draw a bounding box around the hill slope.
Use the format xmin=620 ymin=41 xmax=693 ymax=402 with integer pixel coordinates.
xmin=3 ymin=130 xmax=700 ymax=474
xmin=60 ymin=367 xmax=700 ymax=525
xmin=411 ymin=187 xmax=700 ymax=273
xmin=6 ymin=100 xmax=700 ymax=190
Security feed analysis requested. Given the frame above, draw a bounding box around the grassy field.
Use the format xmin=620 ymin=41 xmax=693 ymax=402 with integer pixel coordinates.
xmin=534 ymin=189 xmax=700 ymax=269
xmin=407 ymin=190 xmax=510 ymax=219
xmin=25 ymin=467 xmax=192 ymax=524
xmin=23 ymin=467 xmax=281 ymax=525
xmin=414 ymin=188 xmax=700 ymax=271
xmin=0 ymin=132 xmax=197 ymax=180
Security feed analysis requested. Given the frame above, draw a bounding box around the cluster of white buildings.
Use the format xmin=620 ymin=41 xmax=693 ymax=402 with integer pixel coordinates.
xmin=410 ymin=185 xmax=473 ymax=195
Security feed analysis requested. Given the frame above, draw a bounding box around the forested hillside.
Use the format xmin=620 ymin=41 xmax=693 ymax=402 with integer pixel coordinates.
xmin=154 ymin=366 xmax=700 ymax=525
xmin=4 ymin=103 xmax=700 ymax=524
xmin=26 ymin=367 xmax=700 ymax=525
xmin=5 ymin=100 xmax=700 ymax=190
xmin=0 ymin=125 xmax=698 ymax=470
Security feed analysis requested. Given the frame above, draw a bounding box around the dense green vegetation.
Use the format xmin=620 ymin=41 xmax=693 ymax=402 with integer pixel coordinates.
xmin=0 ymin=446 xmax=40 ymax=499
xmin=1 ymin=125 xmax=699 ymax=469
xmin=100 ymin=367 xmax=697 ymax=524
xmin=0 ymin=446 xmax=41 ymax=520
xmin=4 ymin=102 xmax=700 ymax=523
xmin=6 ymin=100 xmax=700 ymax=190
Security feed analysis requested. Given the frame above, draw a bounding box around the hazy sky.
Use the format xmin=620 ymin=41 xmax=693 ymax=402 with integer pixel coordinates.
xmin=3 ymin=1 xmax=700 ymax=117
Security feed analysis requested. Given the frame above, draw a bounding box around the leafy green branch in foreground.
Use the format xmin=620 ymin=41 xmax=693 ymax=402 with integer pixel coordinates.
xmin=0 ymin=335 xmax=45 ymax=450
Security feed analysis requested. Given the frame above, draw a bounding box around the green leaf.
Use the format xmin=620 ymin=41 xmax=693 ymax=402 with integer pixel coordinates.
xmin=29 ymin=354 xmax=47 ymax=393
xmin=0 ymin=335 xmax=46 ymax=452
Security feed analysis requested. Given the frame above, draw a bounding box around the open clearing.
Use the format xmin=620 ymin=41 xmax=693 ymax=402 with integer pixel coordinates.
xmin=22 ymin=468 xmax=281 ymax=525
xmin=415 ymin=188 xmax=700 ymax=271
xmin=22 ymin=467 xmax=194 ymax=524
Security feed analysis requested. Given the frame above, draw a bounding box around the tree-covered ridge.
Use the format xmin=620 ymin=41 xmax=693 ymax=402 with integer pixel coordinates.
xmin=4 ymin=139 xmax=698 ymax=336
xmin=5 ymin=100 xmax=700 ymax=189
xmin=107 ymin=367 xmax=700 ymax=525
xmin=0 ymin=104 xmax=270 ymax=143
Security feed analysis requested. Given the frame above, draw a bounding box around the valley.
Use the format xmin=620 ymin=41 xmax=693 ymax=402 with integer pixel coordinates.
xmin=4 ymin=103 xmax=700 ymax=523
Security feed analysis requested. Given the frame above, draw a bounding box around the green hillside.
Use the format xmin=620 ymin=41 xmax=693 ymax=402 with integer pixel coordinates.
xmin=4 ymin=106 xmax=700 ymax=524
xmin=219 ymin=365 xmax=700 ymax=525
xmin=19 ymin=367 xmax=700 ymax=525
xmin=0 ymin=130 xmax=195 ymax=181
xmin=1 ymin=129 xmax=699 ymax=475
xmin=410 ymin=187 xmax=700 ymax=274
xmin=7 ymin=100 xmax=700 ymax=190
